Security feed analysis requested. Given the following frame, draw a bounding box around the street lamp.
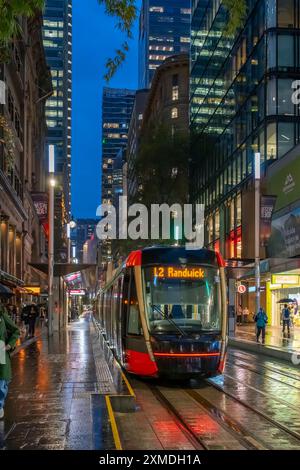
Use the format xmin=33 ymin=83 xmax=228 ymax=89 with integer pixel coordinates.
xmin=48 ymin=145 xmax=55 ymax=337
xmin=254 ymin=152 xmax=261 ymax=315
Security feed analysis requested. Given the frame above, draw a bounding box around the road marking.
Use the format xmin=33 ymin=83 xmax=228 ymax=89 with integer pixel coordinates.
xmin=105 ymin=395 xmax=122 ymax=450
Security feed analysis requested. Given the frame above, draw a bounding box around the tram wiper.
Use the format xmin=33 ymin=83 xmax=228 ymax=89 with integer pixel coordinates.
xmin=151 ymin=305 xmax=188 ymax=337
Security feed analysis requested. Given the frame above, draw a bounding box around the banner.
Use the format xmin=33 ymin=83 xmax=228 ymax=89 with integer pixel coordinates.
xmin=31 ymin=192 xmax=49 ymax=238
xmin=260 ymin=195 xmax=277 ymax=246
xmin=268 ymin=206 xmax=300 ymax=258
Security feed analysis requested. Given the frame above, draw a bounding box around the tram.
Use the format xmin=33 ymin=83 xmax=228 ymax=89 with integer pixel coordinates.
xmin=96 ymin=246 xmax=228 ymax=379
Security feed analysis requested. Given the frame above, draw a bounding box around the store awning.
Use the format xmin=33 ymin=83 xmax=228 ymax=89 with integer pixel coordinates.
xmin=0 ymin=283 xmax=14 ymax=297
xmin=29 ymin=263 xmax=97 ymax=277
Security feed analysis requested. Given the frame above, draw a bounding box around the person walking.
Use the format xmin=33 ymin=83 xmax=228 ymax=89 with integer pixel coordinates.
xmin=254 ymin=307 xmax=268 ymax=344
xmin=0 ymin=301 xmax=20 ymax=419
xmin=243 ymin=306 xmax=250 ymax=324
xmin=28 ymin=304 xmax=39 ymax=338
xmin=236 ymin=305 xmax=243 ymax=325
xmin=21 ymin=304 xmax=30 ymax=338
xmin=281 ymin=303 xmax=291 ymax=337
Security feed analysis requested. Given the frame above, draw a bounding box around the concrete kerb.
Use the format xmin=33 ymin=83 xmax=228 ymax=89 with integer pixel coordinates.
xmin=92 ymin=317 xmax=136 ymax=413
xmin=229 ymin=337 xmax=298 ymax=363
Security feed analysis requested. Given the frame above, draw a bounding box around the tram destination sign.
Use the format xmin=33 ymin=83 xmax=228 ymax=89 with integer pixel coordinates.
xmin=153 ymin=266 xmax=205 ymax=279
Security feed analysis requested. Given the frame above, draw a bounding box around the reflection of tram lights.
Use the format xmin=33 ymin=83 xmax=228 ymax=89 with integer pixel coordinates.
xmin=153 ymin=266 xmax=205 ymax=279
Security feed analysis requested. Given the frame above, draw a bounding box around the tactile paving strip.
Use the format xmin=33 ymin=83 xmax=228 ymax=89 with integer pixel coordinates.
xmin=90 ymin=324 xmax=116 ymax=395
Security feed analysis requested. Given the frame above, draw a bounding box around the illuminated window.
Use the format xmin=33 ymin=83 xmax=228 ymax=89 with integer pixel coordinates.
xmin=103 ymin=123 xmax=119 ymax=128
xmin=171 ymin=107 xmax=178 ymax=119
xmin=149 ymin=6 xmax=164 ymax=12
xmin=180 ymin=36 xmax=190 ymax=43
xmin=172 ymin=86 xmax=179 ymax=101
xmin=180 ymin=8 xmax=191 ymax=14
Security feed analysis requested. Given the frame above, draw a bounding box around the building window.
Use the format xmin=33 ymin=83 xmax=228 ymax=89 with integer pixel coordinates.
xmin=278 ymin=0 xmax=295 ymax=28
xmin=278 ymin=122 xmax=294 ymax=158
xmin=172 ymin=85 xmax=179 ymax=101
xmin=267 ymin=123 xmax=277 ymax=160
xmin=171 ymin=107 xmax=178 ymax=119
xmin=172 ymin=74 xmax=178 ymax=86
xmin=149 ymin=6 xmax=164 ymax=13
xmin=278 ymin=35 xmax=294 ymax=68
xmin=180 ymin=36 xmax=190 ymax=43
xmin=180 ymin=8 xmax=191 ymax=15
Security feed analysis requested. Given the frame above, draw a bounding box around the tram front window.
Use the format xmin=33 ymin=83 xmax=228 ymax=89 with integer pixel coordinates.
xmin=142 ymin=267 xmax=222 ymax=334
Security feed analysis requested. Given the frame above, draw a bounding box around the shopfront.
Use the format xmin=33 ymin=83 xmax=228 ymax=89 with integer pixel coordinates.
xmin=267 ymin=274 xmax=300 ymax=327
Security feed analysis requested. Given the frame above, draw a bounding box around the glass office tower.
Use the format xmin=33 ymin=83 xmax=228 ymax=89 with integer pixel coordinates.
xmin=139 ymin=0 xmax=191 ymax=88
xmin=43 ymin=0 xmax=72 ymax=261
xmin=190 ymin=0 xmax=300 ymax=258
xmin=101 ymin=88 xmax=135 ymax=262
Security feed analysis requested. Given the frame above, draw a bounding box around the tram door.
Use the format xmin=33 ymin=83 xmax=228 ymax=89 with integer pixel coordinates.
xmin=122 ymin=269 xmax=144 ymax=366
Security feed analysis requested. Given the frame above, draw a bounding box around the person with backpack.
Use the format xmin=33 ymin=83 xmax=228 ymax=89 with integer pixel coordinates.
xmin=254 ymin=307 xmax=268 ymax=344
xmin=282 ymin=303 xmax=291 ymax=337
xmin=0 ymin=300 xmax=20 ymax=419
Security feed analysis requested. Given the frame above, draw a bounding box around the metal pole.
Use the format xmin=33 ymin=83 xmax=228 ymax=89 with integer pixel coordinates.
xmin=48 ymin=179 xmax=54 ymax=336
xmin=254 ymin=153 xmax=261 ymax=315
xmin=48 ymin=145 xmax=55 ymax=337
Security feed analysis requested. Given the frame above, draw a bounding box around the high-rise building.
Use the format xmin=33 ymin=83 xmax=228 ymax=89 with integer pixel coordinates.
xmin=190 ymin=0 xmax=300 ymax=326
xmin=101 ymin=87 xmax=135 ymax=263
xmin=43 ymin=0 xmax=72 ymax=262
xmin=138 ymin=0 xmax=191 ymax=89
xmin=70 ymin=219 xmax=98 ymax=264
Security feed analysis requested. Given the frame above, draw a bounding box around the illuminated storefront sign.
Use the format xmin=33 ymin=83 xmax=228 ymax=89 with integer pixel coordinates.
xmin=271 ymin=275 xmax=299 ymax=285
xmin=23 ymin=286 xmax=41 ymax=295
xmin=153 ymin=266 xmax=205 ymax=279
xmin=69 ymin=289 xmax=85 ymax=296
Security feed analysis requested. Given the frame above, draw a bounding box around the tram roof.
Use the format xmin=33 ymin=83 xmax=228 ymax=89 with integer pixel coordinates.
xmin=126 ymin=246 xmax=222 ymax=268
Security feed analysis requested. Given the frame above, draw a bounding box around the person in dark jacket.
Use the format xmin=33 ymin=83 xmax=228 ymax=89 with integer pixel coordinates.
xmin=27 ymin=304 xmax=39 ymax=338
xmin=0 ymin=302 xmax=20 ymax=419
xmin=254 ymin=307 xmax=268 ymax=344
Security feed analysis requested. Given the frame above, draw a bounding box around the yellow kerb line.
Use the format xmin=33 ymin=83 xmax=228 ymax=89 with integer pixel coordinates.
xmin=105 ymin=395 xmax=122 ymax=450
xmin=121 ymin=371 xmax=136 ymax=398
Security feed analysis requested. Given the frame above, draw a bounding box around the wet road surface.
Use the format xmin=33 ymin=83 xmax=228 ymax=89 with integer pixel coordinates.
xmin=0 ymin=318 xmax=115 ymax=450
xmin=116 ymin=348 xmax=300 ymax=450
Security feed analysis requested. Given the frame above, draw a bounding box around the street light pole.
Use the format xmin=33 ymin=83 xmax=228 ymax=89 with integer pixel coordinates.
xmin=254 ymin=152 xmax=261 ymax=315
xmin=48 ymin=145 xmax=55 ymax=337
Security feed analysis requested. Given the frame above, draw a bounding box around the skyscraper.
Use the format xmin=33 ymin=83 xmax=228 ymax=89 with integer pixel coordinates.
xmin=190 ymin=0 xmax=300 ymax=322
xmin=101 ymin=87 xmax=135 ymax=262
xmin=43 ymin=0 xmax=72 ymax=261
xmin=138 ymin=0 xmax=191 ymax=89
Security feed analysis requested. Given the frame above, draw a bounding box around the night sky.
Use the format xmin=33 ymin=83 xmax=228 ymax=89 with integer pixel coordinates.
xmin=72 ymin=0 xmax=140 ymax=218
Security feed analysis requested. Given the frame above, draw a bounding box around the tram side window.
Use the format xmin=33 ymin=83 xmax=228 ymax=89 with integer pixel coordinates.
xmin=127 ymin=277 xmax=142 ymax=336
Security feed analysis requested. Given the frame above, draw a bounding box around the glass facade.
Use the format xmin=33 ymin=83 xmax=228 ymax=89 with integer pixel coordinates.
xmin=43 ymin=0 xmax=72 ymax=218
xmin=101 ymin=88 xmax=135 ymax=262
xmin=190 ymin=0 xmax=300 ymax=257
xmin=139 ymin=0 xmax=191 ymax=88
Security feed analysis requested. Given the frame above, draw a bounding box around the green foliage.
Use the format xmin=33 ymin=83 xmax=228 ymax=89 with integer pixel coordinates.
xmin=98 ymin=1 xmax=137 ymax=81
xmin=134 ymin=124 xmax=189 ymax=207
xmin=0 ymin=0 xmax=45 ymax=62
xmin=223 ymin=0 xmax=247 ymax=35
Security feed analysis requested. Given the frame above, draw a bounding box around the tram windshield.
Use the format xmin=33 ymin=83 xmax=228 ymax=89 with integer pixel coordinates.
xmin=142 ymin=266 xmax=222 ymax=334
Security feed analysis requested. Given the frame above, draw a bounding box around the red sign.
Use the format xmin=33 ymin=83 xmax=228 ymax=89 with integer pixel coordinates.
xmin=237 ymin=284 xmax=247 ymax=294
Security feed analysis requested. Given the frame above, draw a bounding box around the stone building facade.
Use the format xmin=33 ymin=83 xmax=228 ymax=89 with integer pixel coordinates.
xmin=0 ymin=14 xmax=52 ymax=292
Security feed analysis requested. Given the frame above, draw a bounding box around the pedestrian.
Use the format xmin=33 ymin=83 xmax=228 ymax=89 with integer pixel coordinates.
xmin=0 ymin=301 xmax=20 ymax=419
xmin=281 ymin=303 xmax=291 ymax=337
xmin=243 ymin=306 xmax=250 ymax=324
xmin=27 ymin=304 xmax=39 ymax=338
xmin=21 ymin=304 xmax=30 ymax=338
xmin=236 ymin=305 xmax=243 ymax=325
xmin=254 ymin=307 xmax=268 ymax=344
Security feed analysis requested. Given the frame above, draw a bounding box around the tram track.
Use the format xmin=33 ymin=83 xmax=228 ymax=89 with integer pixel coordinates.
xmin=228 ymin=350 xmax=300 ymax=384
xmin=206 ymin=376 xmax=300 ymax=445
xmin=150 ymin=384 xmax=266 ymax=450
xmin=149 ymin=385 xmax=208 ymax=450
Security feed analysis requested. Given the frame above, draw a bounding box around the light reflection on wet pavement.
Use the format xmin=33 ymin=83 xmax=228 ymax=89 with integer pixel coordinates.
xmin=0 ymin=318 xmax=115 ymax=450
